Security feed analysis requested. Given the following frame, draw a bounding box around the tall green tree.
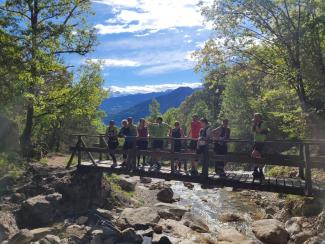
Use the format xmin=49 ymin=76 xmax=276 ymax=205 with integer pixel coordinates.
xmin=148 ymin=99 xmax=161 ymax=122
xmin=0 ymin=0 xmax=96 ymax=156
xmin=200 ymin=0 xmax=325 ymax=119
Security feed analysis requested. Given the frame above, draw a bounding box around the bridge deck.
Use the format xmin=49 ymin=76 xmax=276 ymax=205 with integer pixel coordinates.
xmin=78 ymin=160 xmax=325 ymax=196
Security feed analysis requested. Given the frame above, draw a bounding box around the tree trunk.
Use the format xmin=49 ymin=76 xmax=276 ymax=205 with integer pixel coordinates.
xmin=20 ymin=102 xmax=34 ymax=158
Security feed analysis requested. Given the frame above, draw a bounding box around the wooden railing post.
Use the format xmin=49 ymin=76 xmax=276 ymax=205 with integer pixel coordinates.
xmin=303 ymin=144 xmax=312 ymax=196
xmin=77 ymin=135 xmax=82 ymax=166
xmin=170 ymin=138 xmax=175 ymax=172
xmin=202 ymin=143 xmax=209 ymax=178
xmin=299 ymin=143 xmax=305 ymax=179
xmin=99 ymin=135 xmax=104 ymax=162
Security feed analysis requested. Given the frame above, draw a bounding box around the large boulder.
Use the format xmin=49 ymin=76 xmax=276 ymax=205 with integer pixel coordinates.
xmin=154 ymin=203 xmax=189 ymax=220
xmin=0 ymin=211 xmax=19 ymax=242
xmin=116 ymin=177 xmax=137 ymax=192
xmin=252 ymin=219 xmax=289 ymax=244
xmin=285 ymin=217 xmax=303 ymax=236
xmin=117 ymin=207 xmax=160 ymax=230
xmin=182 ymin=212 xmax=209 ymax=233
xmin=120 ymin=228 xmax=143 ymax=243
xmin=16 ymin=193 xmax=62 ymax=228
xmin=158 ymin=219 xmax=192 ymax=239
xmin=8 ymin=229 xmax=34 ymax=244
xmin=30 ymin=227 xmax=53 ymax=241
xmin=217 ymin=228 xmax=255 ymax=244
xmin=157 ymin=188 xmax=174 ymax=203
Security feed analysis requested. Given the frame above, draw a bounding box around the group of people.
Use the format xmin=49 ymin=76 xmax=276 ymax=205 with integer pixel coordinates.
xmin=105 ymin=113 xmax=268 ymax=179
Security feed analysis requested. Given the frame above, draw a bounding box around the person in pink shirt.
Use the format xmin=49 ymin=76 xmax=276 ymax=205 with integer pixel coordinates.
xmin=187 ymin=114 xmax=202 ymax=175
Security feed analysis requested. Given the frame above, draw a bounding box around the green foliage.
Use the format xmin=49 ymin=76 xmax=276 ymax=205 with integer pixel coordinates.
xmin=0 ymin=1 xmax=108 ymax=156
xmin=148 ymin=98 xmax=161 ymax=122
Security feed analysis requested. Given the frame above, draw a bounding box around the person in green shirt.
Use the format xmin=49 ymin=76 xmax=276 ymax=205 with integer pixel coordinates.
xmin=251 ymin=113 xmax=269 ymax=179
xmin=148 ymin=117 xmax=171 ymax=170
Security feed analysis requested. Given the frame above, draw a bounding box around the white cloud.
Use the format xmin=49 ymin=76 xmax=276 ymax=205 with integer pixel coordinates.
xmin=90 ymin=58 xmax=141 ymax=67
xmin=107 ymin=82 xmax=202 ymax=94
xmin=93 ymin=0 xmax=213 ymax=35
xmin=137 ymin=63 xmax=193 ymax=75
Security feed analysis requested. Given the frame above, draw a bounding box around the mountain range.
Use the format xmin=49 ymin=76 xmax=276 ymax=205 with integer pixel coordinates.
xmin=100 ymin=87 xmax=198 ymax=125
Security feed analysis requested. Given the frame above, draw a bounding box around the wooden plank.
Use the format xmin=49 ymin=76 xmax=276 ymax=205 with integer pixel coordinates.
xmin=303 ymin=144 xmax=313 ymax=196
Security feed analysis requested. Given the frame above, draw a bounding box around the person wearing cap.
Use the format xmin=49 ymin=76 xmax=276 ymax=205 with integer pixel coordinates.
xmin=251 ymin=113 xmax=269 ymax=179
xmin=105 ymin=120 xmax=119 ymax=167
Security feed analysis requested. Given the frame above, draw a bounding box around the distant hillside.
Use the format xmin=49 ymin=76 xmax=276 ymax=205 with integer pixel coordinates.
xmin=102 ymin=87 xmax=197 ymax=124
xmin=100 ymin=91 xmax=168 ymax=115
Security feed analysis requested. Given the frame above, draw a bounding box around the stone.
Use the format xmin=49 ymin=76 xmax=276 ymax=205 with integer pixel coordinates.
xmin=153 ymin=224 xmax=163 ymax=234
xmin=285 ymin=217 xmax=302 ymax=235
xmin=91 ymin=235 xmax=103 ymax=244
xmin=158 ymin=219 xmax=192 ymax=239
xmin=217 ymin=229 xmax=255 ymax=244
xmin=288 ymin=231 xmax=314 ymax=244
xmin=96 ymin=208 xmax=113 ymax=220
xmin=30 ymin=228 xmax=53 ymax=241
xmin=16 ymin=193 xmax=62 ymax=228
xmin=120 ymin=228 xmax=143 ymax=243
xmin=154 ymin=203 xmax=189 ymax=219
xmin=219 ymin=213 xmax=244 ymax=222
xmin=156 ymin=188 xmax=174 ymax=203
xmin=65 ymin=224 xmax=87 ymax=239
xmin=117 ymin=207 xmax=160 ymax=230
xmin=135 ymin=228 xmax=154 ymax=238
xmin=265 ymin=207 xmax=276 ymax=215
xmin=182 ymin=212 xmax=209 ymax=233
xmin=8 ymin=229 xmax=34 ymax=244
xmin=140 ymin=177 xmax=152 ymax=184
xmin=39 ymin=235 xmax=61 ymax=244
xmin=116 ymin=178 xmax=137 ymax=192
xmin=76 ymin=216 xmax=88 ymax=225
xmin=0 ymin=211 xmax=19 ymax=242
xmin=183 ymin=182 xmax=194 ymax=189
xmin=152 ymin=234 xmax=175 ymax=244
xmin=252 ymin=219 xmax=289 ymax=244
xmin=11 ymin=193 xmax=26 ymax=203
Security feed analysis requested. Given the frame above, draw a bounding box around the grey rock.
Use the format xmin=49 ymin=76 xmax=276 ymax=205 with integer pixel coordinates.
xmin=217 ymin=228 xmax=255 ymax=244
xmin=182 ymin=212 xmax=209 ymax=233
xmin=75 ymin=216 xmax=88 ymax=225
xmin=96 ymin=208 xmax=113 ymax=220
xmin=0 ymin=211 xmax=19 ymax=242
xmin=288 ymin=231 xmax=314 ymax=244
xmin=30 ymin=227 xmax=53 ymax=241
xmin=116 ymin=178 xmax=137 ymax=192
xmin=285 ymin=217 xmax=302 ymax=235
xmin=219 ymin=212 xmax=244 ymax=222
xmin=252 ymin=219 xmax=289 ymax=244
xmin=120 ymin=228 xmax=143 ymax=243
xmin=140 ymin=177 xmax=152 ymax=184
xmin=8 ymin=229 xmax=34 ymax=244
xmin=117 ymin=207 xmax=160 ymax=230
xmin=16 ymin=193 xmax=62 ymax=228
xmin=39 ymin=235 xmax=61 ymax=244
xmin=156 ymin=188 xmax=174 ymax=203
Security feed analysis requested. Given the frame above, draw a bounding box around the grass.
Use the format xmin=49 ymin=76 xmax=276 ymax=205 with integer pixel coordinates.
xmin=103 ymin=173 xmax=135 ymax=200
xmin=0 ymin=152 xmax=25 ymax=196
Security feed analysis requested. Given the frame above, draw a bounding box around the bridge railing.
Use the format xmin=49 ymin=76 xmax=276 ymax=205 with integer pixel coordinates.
xmin=66 ymin=134 xmax=325 ymax=196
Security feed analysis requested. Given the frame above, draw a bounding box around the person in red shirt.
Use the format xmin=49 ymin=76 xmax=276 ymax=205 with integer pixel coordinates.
xmin=187 ymin=114 xmax=202 ymax=175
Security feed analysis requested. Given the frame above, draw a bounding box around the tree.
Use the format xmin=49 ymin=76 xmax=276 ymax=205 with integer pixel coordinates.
xmin=0 ymin=0 xmax=96 ymax=156
xmin=148 ymin=99 xmax=161 ymax=122
xmin=200 ymin=0 xmax=325 ymax=120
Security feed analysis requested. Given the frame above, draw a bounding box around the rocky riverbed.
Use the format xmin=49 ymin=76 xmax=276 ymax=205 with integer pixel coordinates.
xmin=0 ymin=163 xmax=324 ymax=244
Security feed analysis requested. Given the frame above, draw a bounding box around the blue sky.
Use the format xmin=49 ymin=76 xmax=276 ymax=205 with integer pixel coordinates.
xmin=69 ymin=0 xmax=213 ymax=94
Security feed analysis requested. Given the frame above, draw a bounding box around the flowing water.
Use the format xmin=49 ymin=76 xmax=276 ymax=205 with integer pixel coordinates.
xmin=171 ymin=180 xmax=263 ymax=240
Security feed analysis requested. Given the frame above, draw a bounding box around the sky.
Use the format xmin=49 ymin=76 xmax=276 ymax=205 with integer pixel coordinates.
xmin=68 ymin=0 xmax=213 ymax=94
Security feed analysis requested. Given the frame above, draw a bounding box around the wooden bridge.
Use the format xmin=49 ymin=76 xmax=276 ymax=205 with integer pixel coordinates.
xmin=66 ymin=134 xmax=325 ymax=196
